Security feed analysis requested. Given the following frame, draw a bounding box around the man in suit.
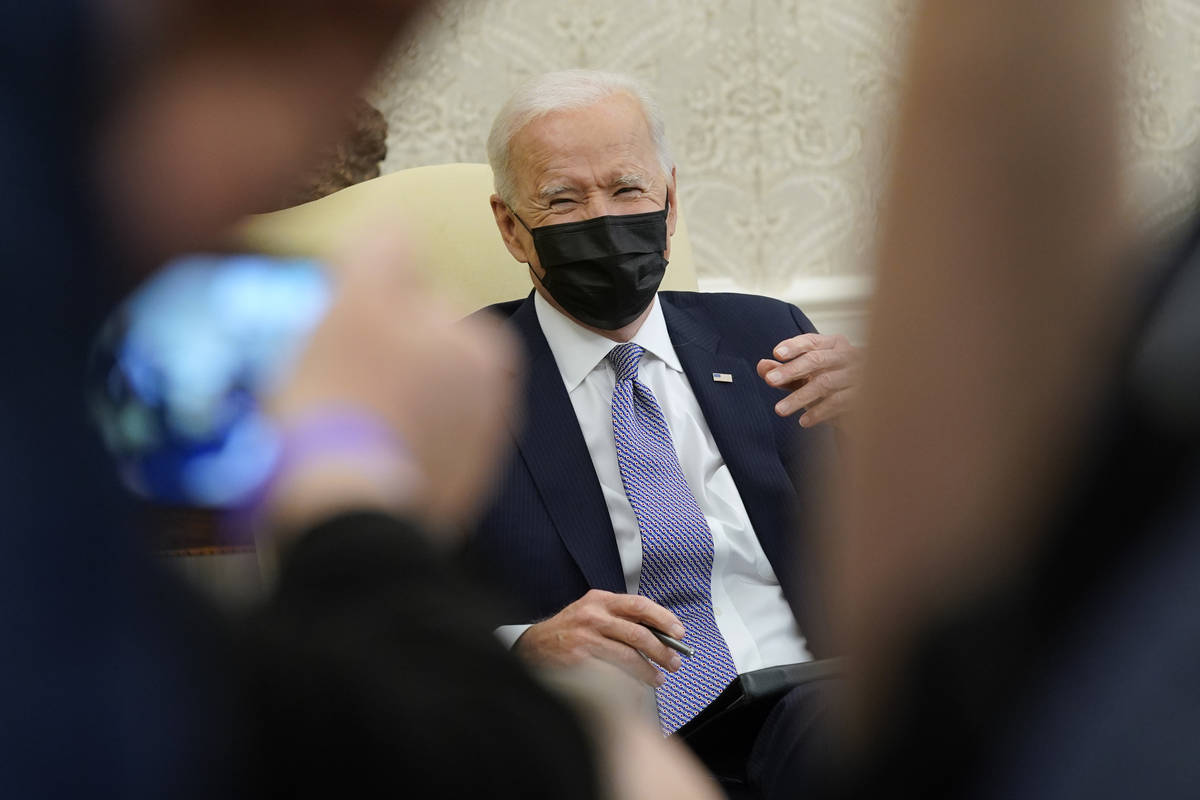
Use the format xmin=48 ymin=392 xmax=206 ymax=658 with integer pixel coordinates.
xmin=465 ymin=70 xmax=861 ymax=798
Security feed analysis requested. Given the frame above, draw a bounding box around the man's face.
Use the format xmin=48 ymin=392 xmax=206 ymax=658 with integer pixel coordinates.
xmin=490 ymin=92 xmax=678 ymax=282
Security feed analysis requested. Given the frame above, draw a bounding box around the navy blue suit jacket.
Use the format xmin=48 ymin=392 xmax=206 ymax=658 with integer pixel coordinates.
xmin=465 ymin=291 xmax=835 ymax=656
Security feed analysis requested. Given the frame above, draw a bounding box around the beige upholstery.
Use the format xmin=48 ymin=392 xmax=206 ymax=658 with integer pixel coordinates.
xmin=236 ymin=162 xmax=698 ymax=311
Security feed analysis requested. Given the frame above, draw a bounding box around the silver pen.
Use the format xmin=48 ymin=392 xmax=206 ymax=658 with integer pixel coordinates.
xmin=643 ymin=624 xmax=695 ymax=658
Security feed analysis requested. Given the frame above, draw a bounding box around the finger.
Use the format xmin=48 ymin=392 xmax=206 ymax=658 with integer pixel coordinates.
xmin=589 ymin=639 xmax=664 ymax=687
xmin=459 ymin=313 xmax=523 ymax=378
xmin=600 ymin=617 xmax=683 ymax=672
xmin=773 ymin=333 xmax=843 ymax=360
xmin=756 ymin=358 xmax=781 ymax=380
xmin=610 ymin=594 xmax=684 ymax=639
xmin=773 ymin=367 xmax=855 ymax=416
xmin=330 ymin=224 xmax=425 ymax=291
xmin=764 ymin=347 xmax=851 ymax=387
xmin=798 ymin=387 xmax=854 ymax=428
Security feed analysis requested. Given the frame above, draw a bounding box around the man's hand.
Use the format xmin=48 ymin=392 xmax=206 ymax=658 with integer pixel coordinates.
xmin=757 ymin=333 xmax=862 ymax=428
xmin=516 ymin=590 xmax=686 ymax=687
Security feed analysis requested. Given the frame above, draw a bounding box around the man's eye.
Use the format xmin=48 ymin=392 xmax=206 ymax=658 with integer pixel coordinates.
xmin=615 ymin=187 xmax=643 ymax=196
xmin=549 ymin=198 xmax=576 ymax=207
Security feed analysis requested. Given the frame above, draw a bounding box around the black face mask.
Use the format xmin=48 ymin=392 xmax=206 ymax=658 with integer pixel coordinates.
xmin=513 ymin=202 xmax=669 ymax=330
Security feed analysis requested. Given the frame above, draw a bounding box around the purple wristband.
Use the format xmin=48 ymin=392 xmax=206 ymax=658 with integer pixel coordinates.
xmin=224 ymin=409 xmax=407 ymax=540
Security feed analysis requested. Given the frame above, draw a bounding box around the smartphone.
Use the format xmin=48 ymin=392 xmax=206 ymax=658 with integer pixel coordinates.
xmin=88 ymin=253 xmax=332 ymax=508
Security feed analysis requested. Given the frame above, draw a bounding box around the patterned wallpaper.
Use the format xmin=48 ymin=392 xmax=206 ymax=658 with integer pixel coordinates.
xmin=174 ymin=1 xmax=1200 ymax=599
xmin=370 ymin=0 xmax=1200 ymax=307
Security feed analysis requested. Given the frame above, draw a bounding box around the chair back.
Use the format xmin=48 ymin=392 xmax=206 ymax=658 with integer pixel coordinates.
xmin=237 ymin=162 xmax=698 ymax=310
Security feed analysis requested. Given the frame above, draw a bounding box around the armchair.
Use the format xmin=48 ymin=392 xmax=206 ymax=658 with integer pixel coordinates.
xmin=238 ymin=162 xmax=698 ymax=308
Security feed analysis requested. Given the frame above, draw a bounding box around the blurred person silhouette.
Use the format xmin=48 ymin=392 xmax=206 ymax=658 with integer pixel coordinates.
xmin=0 ymin=2 xmax=720 ymax=799
xmin=465 ymin=69 xmax=862 ymax=799
xmin=817 ymin=1 xmax=1200 ymax=798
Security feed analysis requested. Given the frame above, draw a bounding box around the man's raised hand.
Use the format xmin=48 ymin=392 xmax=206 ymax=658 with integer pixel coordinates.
xmin=757 ymin=332 xmax=861 ymax=428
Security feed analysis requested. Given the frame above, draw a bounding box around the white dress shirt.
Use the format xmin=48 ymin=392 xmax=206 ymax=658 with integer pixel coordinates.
xmin=497 ymin=292 xmax=811 ymax=673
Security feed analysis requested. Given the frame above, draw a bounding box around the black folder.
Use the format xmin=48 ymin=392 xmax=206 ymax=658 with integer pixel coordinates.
xmin=677 ymin=658 xmax=844 ymax=786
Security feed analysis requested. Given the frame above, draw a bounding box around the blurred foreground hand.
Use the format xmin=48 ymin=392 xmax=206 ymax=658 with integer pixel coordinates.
xmin=542 ymin=663 xmax=723 ymax=800
xmin=264 ymin=232 xmax=521 ymax=540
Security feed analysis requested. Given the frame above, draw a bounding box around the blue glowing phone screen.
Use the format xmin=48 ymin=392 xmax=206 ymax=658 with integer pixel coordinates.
xmin=89 ymin=254 xmax=331 ymax=507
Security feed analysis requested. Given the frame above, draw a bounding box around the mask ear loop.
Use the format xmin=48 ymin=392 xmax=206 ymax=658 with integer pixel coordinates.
xmin=662 ymin=196 xmax=671 ymax=254
xmin=507 ymin=205 xmax=549 ymax=290
xmin=507 ymin=206 xmax=534 ymax=234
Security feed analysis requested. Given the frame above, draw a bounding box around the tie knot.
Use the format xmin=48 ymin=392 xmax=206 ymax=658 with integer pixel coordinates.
xmin=606 ymin=343 xmax=645 ymax=382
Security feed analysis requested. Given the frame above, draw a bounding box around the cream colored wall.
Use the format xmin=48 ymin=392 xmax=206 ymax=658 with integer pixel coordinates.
xmin=369 ymin=0 xmax=1200 ymax=343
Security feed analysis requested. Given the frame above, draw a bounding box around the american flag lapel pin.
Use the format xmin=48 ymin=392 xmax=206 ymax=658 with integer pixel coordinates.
xmin=712 ymin=372 xmax=733 ymax=383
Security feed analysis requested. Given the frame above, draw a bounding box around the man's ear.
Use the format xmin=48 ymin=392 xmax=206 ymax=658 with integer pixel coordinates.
xmin=664 ymin=167 xmax=678 ymax=260
xmin=490 ymin=194 xmax=531 ymax=264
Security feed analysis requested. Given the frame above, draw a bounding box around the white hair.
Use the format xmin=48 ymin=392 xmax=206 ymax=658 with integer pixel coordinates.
xmin=486 ymin=69 xmax=674 ymax=206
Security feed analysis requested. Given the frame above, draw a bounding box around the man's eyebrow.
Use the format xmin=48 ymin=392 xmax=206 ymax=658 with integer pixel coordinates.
xmin=536 ymin=183 xmax=574 ymax=200
xmin=614 ymin=173 xmax=647 ymax=187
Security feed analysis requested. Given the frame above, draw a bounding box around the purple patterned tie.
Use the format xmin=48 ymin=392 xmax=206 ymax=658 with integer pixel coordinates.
xmin=606 ymin=342 xmax=738 ymax=734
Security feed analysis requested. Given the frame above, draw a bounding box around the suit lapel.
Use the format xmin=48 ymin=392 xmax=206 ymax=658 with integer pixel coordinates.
xmin=507 ymin=297 xmax=627 ymax=594
xmin=661 ymin=297 xmax=797 ymax=574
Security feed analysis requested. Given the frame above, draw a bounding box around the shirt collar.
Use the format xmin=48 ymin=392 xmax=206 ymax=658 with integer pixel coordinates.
xmin=533 ymin=291 xmax=683 ymax=393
